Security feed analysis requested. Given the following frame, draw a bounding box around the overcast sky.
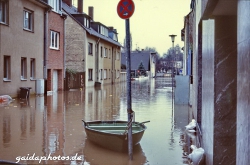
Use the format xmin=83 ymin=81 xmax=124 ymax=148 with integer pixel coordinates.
xmin=73 ymin=0 xmax=191 ymax=56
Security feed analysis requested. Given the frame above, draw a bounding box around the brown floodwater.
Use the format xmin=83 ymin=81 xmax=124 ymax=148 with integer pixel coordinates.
xmin=0 ymin=78 xmax=190 ymax=165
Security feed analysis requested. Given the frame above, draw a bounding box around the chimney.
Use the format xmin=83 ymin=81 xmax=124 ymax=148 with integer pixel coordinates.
xmin=109 ymin=27 xmax=114 ymax=31
xmin=78 ymin=0 xmax=83 ymax=13
xmin=63 ymin=0 xmax=72 ymax=7
xmin=88 ymin=6 xmax=94 ymax=20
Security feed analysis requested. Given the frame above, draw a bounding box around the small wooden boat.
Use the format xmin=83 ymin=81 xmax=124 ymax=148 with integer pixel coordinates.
xmin=82 ymin=120 xmax=149 ymax=152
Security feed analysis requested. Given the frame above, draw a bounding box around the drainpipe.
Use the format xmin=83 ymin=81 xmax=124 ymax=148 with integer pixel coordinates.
xmin=96 ymin=38 xmax=100 ymax=82
xmin=63 ymin=16 xmax=66 ymax=79
xmin=44 ymin=10 xmax=49 ymax=80
xmin=112 ymin=47 xmax=114 ymax=84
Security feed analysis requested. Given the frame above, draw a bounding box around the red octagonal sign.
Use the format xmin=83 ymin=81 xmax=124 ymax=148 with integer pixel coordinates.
xmin=117 ymin=0 xmax=135 ymax=19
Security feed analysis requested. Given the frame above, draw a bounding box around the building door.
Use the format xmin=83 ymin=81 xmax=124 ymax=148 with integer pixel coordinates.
xmin=53 ymin=70 xmax=58 ymax=92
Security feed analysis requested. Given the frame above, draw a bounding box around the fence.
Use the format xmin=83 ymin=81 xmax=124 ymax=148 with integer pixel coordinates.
xmin=65 ymin=72 xmax=85 ymax=90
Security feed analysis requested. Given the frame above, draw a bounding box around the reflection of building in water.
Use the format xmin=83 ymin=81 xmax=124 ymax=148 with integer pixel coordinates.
xmin=84 ymin=84 xmax=123 ymax=121
xmin=44 ymin=93 xmax=65 ymax=164
xmin=3 ymin=115 xmax=11 ymax=148
xmin=0 ymin=97 xmax=44 ymax=163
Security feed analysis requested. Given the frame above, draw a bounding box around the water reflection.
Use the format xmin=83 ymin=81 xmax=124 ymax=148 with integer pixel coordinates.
xmin=84 ymin=139 xmax=146 ymax=165
xmin=0 ymin=78 xmax=189 ymax=164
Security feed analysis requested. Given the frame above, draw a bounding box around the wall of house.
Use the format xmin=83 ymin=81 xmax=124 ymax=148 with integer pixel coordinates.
xmin=85 ymin=35 xmax=96 ymax=87
xmin=85 ymin=35 xmax=121 ymax=87
xmin=201 ymin=19 xmax=215 ymax=165
xmin=189 ymin=0 xmax=202 ymax=121
xmin=47 ymin=11 xmax=65 ymax=91
xmin=64 ymin=12 xmax=86 ymax=73
xmin=150 ymin=54 xmax=156 ymax=78
xmin=189 ymin=1 xmax=239 ymax=165
xmin=0 ymin=0 xmax=45 ymax=97
xmin=213 ymin=16 xmax=237 ymax=164
xmin=237 ymin=0 xmax=250 ymax=164
xmin=113 ymin=47 xmax=121 ymax=84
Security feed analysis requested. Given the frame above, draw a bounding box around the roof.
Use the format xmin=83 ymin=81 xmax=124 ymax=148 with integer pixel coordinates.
xmin=121 ymin=51 xmax=152 ymax=71
xmin=62 ymin=2 xmax=122 ymax=47
xmin=32 ymin=0 xmax=52 ymax=9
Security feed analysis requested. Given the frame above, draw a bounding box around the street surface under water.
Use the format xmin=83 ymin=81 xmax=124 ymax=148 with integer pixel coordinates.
xmin=0 ymin=77 xmax=191 ymax=165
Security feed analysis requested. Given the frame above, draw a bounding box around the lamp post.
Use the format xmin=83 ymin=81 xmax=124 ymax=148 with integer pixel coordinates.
xmin=169 ymin=34 xmax=176 ymax=111
xmin=169 ymin=35 xmax=177 ymax=76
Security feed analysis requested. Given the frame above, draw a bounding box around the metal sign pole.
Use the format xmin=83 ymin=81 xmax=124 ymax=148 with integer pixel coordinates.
xmin=117 ymin=0 xmax=135 ymax=160
xmin=126 ymin=18 xmax=133 ymax=160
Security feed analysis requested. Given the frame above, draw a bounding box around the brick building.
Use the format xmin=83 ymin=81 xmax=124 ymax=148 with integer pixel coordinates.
xmin=45 ymin=0 xmax=67 ymax=92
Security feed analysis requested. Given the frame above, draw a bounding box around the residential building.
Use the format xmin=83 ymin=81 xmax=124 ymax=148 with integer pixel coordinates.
xmin=121 ymin=51 xmax=156 ymax=78
xmin=182 ymin=0 xmax=249 ymax=164
xmin=0 ymin=0 xmax=50 ymax=97
xmin=45 ymin=0 xmax=67 ymax=92
xmin=62 ymin=0 xmax=122 ymax=88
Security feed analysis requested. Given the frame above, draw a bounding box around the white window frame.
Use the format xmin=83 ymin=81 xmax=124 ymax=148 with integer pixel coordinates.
xmin=23 ymin=9 xmax=33 ymax=31
xmin=104 ymin=69 xmax=107 ymax=79
xmin=100 ymin=25 xmax=108 ymax=37
xmin=50 ymin=31 xmax=59 ymax=49
xmin=0 ymin=0 xmax=8 ymax=24
xmin=3 ymin=55 xmax=11 ymax=81
xmin=88 ymin=69 xmax=93 ymax=80
xmin=30 ymin=58 xmax=35 ymax=80
xmin=48 ymin=0 xmax=59 ymax=12
xmin=104 ymin=48 xmax=107 ymax=58
xmin=84 ymin=17 xmax=89 ymax=28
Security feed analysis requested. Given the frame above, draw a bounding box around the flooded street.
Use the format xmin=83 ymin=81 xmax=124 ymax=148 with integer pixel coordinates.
xmin=0 ymin=78 xmax=190 ymax=165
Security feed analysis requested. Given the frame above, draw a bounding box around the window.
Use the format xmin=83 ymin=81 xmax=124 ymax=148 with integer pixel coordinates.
xmin=48 ymin=0 xmax=59 ymax=12
xmin=0 ymin=0 xmax=8 ymax=24
xmin=30 ymin=58 xmax=35 ymax=79
xmin=109 ymin=49 xmax=111 ymax=59
xmin=21 ymin=57 xmax=27 ymax=80
xmin=88 ymin=43 xmax=93 ymax=55
xmin=3 ymin=55 xmax=10 ymax=81
xmin=23 ymin=9 xmax=33 ymax=31
xmin=104 ymin=48 xmax=107 ymax=58
xmin=113 ymin=33 xmax=118 ymax=41
xmin=100 ymin=25 xmax=108 ymax=37
xmin=117 ymin=51 xmax=120 ymax=60
xmin=50 ymin=31 xmax=59 ymax=49
xmin=88 ymin=69 xmax=93 ymax=80
xmin=84 ymin=17 xmax=89 ymax=28
xmin=104 ymin=69 xmax=107 ymax=79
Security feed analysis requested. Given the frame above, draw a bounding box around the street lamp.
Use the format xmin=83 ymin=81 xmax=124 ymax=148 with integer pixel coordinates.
xmin=169 ymin=34 xmax=177 ymax=77
xmin=169 ymin=34 xmax=176 ymax=112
